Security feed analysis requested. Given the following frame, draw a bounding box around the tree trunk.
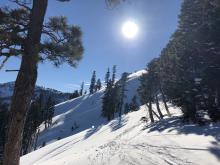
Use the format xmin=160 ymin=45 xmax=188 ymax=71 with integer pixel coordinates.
xmin=155 ymin=94 xmax=163 ymax=119
xmin=217 ymin=87 xmax=220 ymax=108
xmin=160 ymin=86 xmax=171 ymax=117
xmin=147 ymin=100 xmax=154 ymax=123
xmin=152 ymin=109 xmax=160 ymax=120
xmin=3 ymin=1 xmax=48 ymax=165
xmin=34 ymin=129 xmax=40 ymax=151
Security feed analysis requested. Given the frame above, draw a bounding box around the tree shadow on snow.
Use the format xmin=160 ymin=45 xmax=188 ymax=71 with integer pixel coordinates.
xmin=142 ymin=117 xmax=220 ymax=160
xmin=84 ymin=125 xmax=103 ymax=140
xmin=109 ymin=117 xmax=128 ymax=132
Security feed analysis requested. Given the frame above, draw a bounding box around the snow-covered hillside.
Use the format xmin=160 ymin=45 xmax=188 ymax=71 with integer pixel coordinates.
xmin=21 ymin=106 xmax=220 ymax=165
xmin=20 ymin=70 xmax=220 ymax=165
xmin=35 ymin=70 xmax=147 ymax=148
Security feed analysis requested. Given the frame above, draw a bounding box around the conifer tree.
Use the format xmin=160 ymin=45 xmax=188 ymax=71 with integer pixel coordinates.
xmin=1 ymin=1 xmax=84 ymax=163
xmin=102 ymin=66 xmax=118 ymax=120
xmin=69 ymin=90 xmax=80 ymax=99
xmin=111 ymin=65 xmax=117 ymax=86
xmin=124 ymin=103 xmax=130 ymax=114
xmin=129 ymin=95 xmax=139 ymax=112
xmin=138 ymin=71 xmax=155 ymax=123
xmin=105 ymin=68 xmax=110 ymax=86
xmin=22 ymin=100 xmax=41 ymax=155
xmin=43 ymin=96 xmax=55 ymax=128
xmin=157 ymin=0 xmax=220 ymax=122
xmin=95 ymin=79 xmax=102 ymax=91
xmin=117 ymin=72 xmax=128 ymax=118
xmin=102 ymin=83 xmax=114 ymax=120
xmin=89 ymin=71 xmax=96 ymax=94
xmin=79 ymin=82 xmax=84 ymax=96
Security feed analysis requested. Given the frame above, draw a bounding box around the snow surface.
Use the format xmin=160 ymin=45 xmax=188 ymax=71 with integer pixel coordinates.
xmin=20 ymin=70 xmax=220 ymax=165
xmin=21 ymin=106 xmax=220 ymax=165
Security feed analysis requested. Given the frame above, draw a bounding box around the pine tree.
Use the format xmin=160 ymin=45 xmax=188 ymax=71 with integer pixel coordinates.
xmin=102 ymin=84 xmax=114 ymax=121
xmin=138 ymin=71 xmax=155 ymax=123
xmin=22 ymin=100 xmax=41 ymax=155
xmin=2 ymin=1 xmax=84 ymax=163
xmin=69 ymin=90 xmax=80 ymax=99
xmin=111 ymin=65 xmax=117 ymax=86
xmin=95 ymin=79 xmax=102 ymax=91
xmin=89 ymin=71 xmax=96 ymax=94
xmin=102 ymin=66 xmax=118 ymax=121
xmin=129 ymin=95 xmax=139 ymax=112
xmin=157 ymin=0 xmax=220 ymax=122
xmin=37 ymin=92 xmax=45 ymax=123
xmin=124 ymin=103 xmax=130 ymax=114
xmin=44 ymin=96 xmax=55 ymax=128
xmin=79 ymin=82 xmax=84 ymax=96
xmin=117 ymin=72 xmax=128 ymax=118
xmin=105 ymin=68 xmax=110 ymax=86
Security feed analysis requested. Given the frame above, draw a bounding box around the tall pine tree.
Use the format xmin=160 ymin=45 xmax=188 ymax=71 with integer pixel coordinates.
xmin=89 ymin=71 xmax=96 ymax=94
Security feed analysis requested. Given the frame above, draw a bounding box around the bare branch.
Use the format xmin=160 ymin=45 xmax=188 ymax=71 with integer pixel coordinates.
xmin=5 ymin=69 xmax=20 ymax=72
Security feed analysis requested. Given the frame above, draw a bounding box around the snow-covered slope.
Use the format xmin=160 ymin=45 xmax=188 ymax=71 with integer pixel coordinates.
xmin=20 ymin=70 xmax=220 ymax=165
xmin=21 ymin=106 xmax=220 ymax=165
xmin=35 ymin=70 xmax=147 ymax=148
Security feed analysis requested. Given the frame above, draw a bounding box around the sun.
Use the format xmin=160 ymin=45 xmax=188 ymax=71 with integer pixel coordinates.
xmin=121 ymin=21 xmax=139 ymax=39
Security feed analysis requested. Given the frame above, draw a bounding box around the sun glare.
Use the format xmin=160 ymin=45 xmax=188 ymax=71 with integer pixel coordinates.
xmin=122 ymin=21 xmax=139 ymax=39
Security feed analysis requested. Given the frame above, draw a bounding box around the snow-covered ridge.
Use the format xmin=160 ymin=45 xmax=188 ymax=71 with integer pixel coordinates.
xmin=0 ymin=82 xmax=71 ymax=104
xmin=127 ymin=69 xmax=147 ymax=80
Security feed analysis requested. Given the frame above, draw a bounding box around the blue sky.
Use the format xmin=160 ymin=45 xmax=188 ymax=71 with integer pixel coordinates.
xmin=0 ymin=0 xmax=181 ymax=92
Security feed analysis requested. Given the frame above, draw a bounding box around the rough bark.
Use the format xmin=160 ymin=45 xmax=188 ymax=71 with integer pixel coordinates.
xmin=3 ymin=1 xmax=48 ymax=165
xmin=155 ymin=94 xmax=163 ymax=119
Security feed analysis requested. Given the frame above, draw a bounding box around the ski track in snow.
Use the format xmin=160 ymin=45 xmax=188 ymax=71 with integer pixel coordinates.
xmin=88 ymin=123 xmax=195 ymax=165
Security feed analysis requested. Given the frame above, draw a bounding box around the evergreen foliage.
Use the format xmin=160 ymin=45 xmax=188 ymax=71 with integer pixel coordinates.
xmin=69 ymin=90 xmax=80 ymax=99
xmin=124 ymin=103 xmax=130 ymax=114
xmin=139 ymin=0 xmax=220 ymax=123
xmin=116 ymin=72 xmax=128 ymax=118
xmin=89 ymin=71 xmax=96 ymax=94
xmin=111 ymin=65 xmax=117 ymax=86
xmin=95 ymin=79 xmax=102 ymax=92
xmin=79 ymin=82 xmax=84 ymax=96
xmin=22 ymin=95 xmax=55 ymax=155
xmin=1 ymin=1 xmax=84 ymax=164
xmin=105 ymin=68 xmax=110 ymax=86
xmin=129 ymin=95 xmax=139 ymax=112
xmin=102 ymin=67 xmax=116 ymax=120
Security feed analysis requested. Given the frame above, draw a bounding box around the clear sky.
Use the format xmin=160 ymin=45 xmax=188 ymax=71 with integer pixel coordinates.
xmin=0 ymin=0 xmax=181 ymax=92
